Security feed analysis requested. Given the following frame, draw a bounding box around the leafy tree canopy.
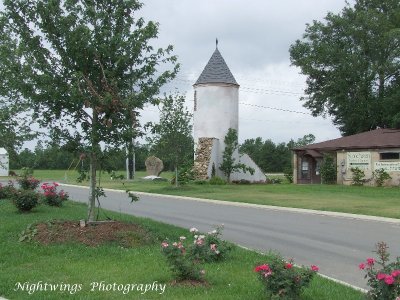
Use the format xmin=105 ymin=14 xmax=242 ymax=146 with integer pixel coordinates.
xmin=290 ymin=0 xmax=400 ymax=135
xmin=0 ymin=0 xmax=179 ymax=220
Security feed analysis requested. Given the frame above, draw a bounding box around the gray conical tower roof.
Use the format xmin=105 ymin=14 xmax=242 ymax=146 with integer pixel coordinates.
xmin=194 ymin=48 xmax=239 ymax=86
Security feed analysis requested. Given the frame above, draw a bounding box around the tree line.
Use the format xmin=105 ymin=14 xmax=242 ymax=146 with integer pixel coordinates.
xmin=11 ymin=133 xmax=315 ymax=174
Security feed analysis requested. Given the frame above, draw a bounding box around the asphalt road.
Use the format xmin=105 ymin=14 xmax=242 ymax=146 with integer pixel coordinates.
xmin=59 ymin=184 xmax=400 ymax=289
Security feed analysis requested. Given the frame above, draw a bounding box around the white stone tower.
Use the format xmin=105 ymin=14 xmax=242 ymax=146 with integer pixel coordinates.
xmin=193 ymin=43 xmax=266 ymax=182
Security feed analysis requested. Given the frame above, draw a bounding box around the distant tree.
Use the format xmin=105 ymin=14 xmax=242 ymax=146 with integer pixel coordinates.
xmin=0 ymin=0 xmax=179 ymax=221
xmin=290 ymin=0 xmax=400 ymax=135
xmin=240 ymin=134 xmax=315 ymax=173
xmin=149 ymin=94 xmax=193 ymax=187
xmin=220 ymin=128 xmax=254 ymax=182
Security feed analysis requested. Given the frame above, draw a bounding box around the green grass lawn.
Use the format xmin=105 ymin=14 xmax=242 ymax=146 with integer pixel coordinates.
xmin=0 ymin=198 xmax=364 ymax=300
xmin=5 ymin=169 xmax=400 ymax=219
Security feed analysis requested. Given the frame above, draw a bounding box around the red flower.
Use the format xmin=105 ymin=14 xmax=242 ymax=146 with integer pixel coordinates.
xmin=376 ymin=273 xmax=386 ymax=281
xmin=359 ymin=263 xmax=366 ymax=270
xmin=366 ymin=258 xmax=375 ymax=266
xmin=391 ymin=270 xmax=400 ymax=277
xmin=254 ymin=264 xmax=270 ymax=272
xmin=285 ymin=263 xmax=293 ymax=269
xmin=384 ymin=275 xmax=394 ymax=285
xmin=311 ymin=265 xmax=319 ymax=272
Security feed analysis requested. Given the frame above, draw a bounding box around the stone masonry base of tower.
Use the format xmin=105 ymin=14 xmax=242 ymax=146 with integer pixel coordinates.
xmin=193 ymin=137 xmax=266 ymax=182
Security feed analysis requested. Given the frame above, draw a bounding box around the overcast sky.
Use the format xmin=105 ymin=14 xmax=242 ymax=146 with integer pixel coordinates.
xmin=3 ymin=0 xmax=357 ymax=149
xmin=137 ymin=0 xmax=355 ymax=144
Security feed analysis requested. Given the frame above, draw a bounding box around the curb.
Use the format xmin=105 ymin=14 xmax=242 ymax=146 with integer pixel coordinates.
xmin=60 ymin=183 xmax=400 ymax=225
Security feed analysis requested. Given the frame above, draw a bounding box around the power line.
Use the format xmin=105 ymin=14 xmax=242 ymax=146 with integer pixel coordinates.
xmin=239 ymin=102 xmax=311 ymax=115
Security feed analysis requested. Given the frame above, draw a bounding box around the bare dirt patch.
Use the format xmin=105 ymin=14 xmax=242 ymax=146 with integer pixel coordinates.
xmin=34 ymin=220 xmax=155 ymax=247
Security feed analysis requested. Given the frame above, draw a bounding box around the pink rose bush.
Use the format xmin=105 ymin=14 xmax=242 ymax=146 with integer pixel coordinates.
xmin=161 ymin=237 xmax=205 ymax=281
xmin=161 ymin=225 xmax=233 ymax=281
xmin=41 ymin=182 xmax=69 ymax=206
xmin=254 ymin=253 xmax=318 ymax=299
xmin=359 ymin=242 xmax=400 ymax=300
xmin=189 ymin=224 xmax=232 ymax=263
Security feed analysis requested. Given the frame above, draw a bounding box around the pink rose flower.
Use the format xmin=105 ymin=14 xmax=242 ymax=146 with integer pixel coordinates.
xmin=210 ymin=244 xmax=217 ymax=251
xmin=384 ymin=275 xmax=394 ymax=285
xmin=311 ymin=265 xmax=319 ymax=272
xmin=366 ymin=258 xmax=375 ymax=266
xmin=391 ymin=270 xmax=400 ymax=277
xmin=376 ymin=273 xmax=386 ymax=281
xmin=264 ymin=270 xmax=273 ymax=277
xmin=359 ymin=263 xmax=365 ymax=270
xmin=285 ymin=263 xmax=293 ymax=269
xmin=161 ymin=242 xmax=169 ymax=248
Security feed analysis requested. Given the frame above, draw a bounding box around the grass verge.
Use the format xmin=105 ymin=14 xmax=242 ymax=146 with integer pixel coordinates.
xmin=0 ymin=198 xmax=364 ymax=299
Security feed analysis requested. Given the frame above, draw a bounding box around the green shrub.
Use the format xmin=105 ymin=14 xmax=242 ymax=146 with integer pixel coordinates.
xmin=232 ymin=179 xmax=251 ymax=184
xmin=351 ymin=167 xmax=366 ymax=186
xmin=372 ymin=168 xmax=392 ymax=187
xmin=0 ymin=181 xmax=17 ymax=199
xmin=13 ymin=189 xmax=40 ymax=212
xmin=161 ymin=239 xmax=205 ymax=281
xmin=254 ymin=252 xmax=318 ymax=299
xmin=359 ymin=242 xmax=400 ymax=300
xmin=320 ymin=154 xmax=337 ymax=184
xmin=193 ymin=180 xmax=208 ymax=185
xmin=283 ymin=167 xmax=293 ymax=183
xmin=41 ymin=182 xmax=69 ymax=207
xmin=171 ymin=164 xmax=194 ymax=185
xmin=267 ymin=178 xmax=282 ymax=184
xmin=209 ymin=176 xmax=227 ymax=185
xmin=161 ymin=225 xmax=233 ymax=281
xmin=17 ymin=176 xmax=40 ymax=190
xmin=188 ymin=225 xmax=233 ymax=263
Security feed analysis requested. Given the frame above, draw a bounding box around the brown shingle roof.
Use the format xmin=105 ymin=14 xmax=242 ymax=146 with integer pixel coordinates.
xmin=294 ymin=129 xmax=400 ymax=151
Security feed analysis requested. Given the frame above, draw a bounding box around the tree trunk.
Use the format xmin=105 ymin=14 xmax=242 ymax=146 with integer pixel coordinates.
xmin=87 ymin=109 xmax=99 ymax=222
xmin=87 ymin=152 xmax=97 ymax=222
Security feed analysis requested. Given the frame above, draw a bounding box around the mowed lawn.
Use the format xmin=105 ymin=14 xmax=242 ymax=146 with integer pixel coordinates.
xmin=6 ymin=169 xmax=400 ymax=219
xmin=0 ymin=198 xmax=364 ymax=300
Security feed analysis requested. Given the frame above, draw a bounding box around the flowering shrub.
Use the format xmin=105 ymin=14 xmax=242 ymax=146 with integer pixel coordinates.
xmin=161 ymin=238 xmax=205 ymax=281
xmin=254 ymin=253 xmax=318 ymax=299
xmin=41 ymin=182 xmax=69 ymax=206
xmin=17 ymin=176 xmax=40 ymax=190
xmin=188 ymin=225 xmax=232 ymax=262
xmin=160 ymin=225 xmax=232 ymax=281
xmin=0 ymin=181 xmax=17 ymax=199
xmin=13 ymin=189 xmax=40 ymax=212
xmin=359 ymin=242 xmax=400 ymax=299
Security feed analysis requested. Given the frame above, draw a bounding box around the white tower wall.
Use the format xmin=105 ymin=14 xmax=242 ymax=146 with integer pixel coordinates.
xmin=194 ymin=83 xmax=239 ymax=149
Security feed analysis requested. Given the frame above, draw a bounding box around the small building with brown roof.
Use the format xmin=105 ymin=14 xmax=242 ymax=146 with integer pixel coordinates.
xmin=293 ymin=128 xmax=400 ymax=186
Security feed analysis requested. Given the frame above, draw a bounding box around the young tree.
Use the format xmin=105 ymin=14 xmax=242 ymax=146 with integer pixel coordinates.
xmin=149 ymin=94 xmax=193 ymax=187
xmin=0 ymin=0 xmax=179 ymax=221
xmin=220 ymin=128 xmax=254 ymax=182
xmin=289 ymin=0 xmax=400 ymax=135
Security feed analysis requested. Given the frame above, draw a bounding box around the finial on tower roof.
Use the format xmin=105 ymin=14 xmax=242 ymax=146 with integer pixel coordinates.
xmin=216 ymin=38 xmax=218 ymax=49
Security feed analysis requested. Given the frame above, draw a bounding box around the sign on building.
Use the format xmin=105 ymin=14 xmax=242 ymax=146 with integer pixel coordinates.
xmin=374 ymin=162 xmax=400 ymax=172
xmin=347 ymin=152 xmax=371 ymax=170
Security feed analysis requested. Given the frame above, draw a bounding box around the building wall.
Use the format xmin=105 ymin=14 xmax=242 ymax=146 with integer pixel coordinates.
xmin=337 ymin=149 xmax=400 ymax=186
xmin=0 ymin=153 xmax=9 ymax=176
